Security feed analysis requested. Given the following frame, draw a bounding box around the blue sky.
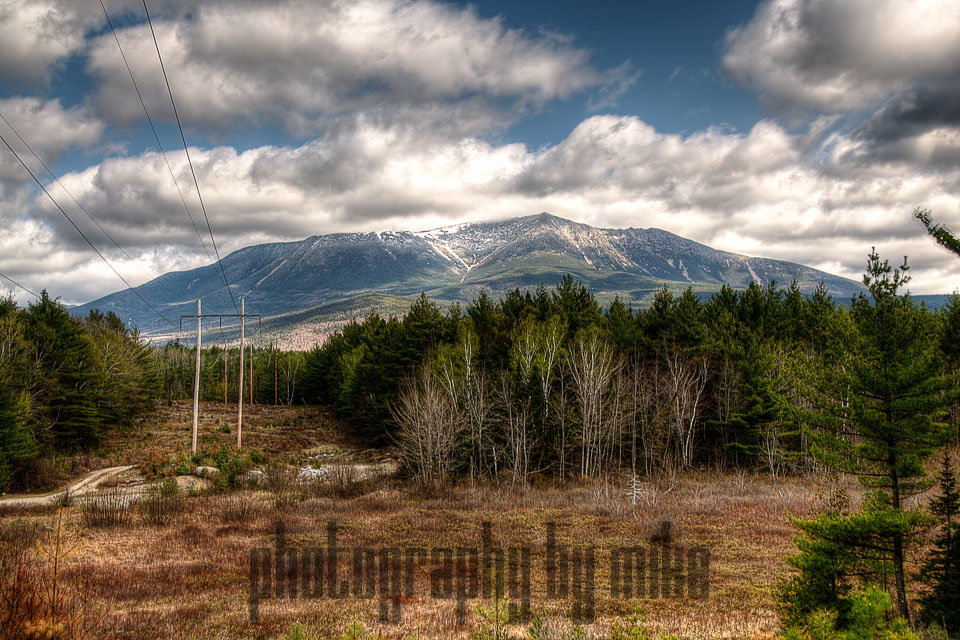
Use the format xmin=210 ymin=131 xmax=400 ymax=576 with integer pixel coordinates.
xmin=1 ymin=0 xmax=959 ymax=305
xmin=477 ymin=0 xmax=763 ymax=144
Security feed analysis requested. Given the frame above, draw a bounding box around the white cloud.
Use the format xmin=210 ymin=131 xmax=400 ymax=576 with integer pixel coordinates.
xmin=12 ymin=114 xmax=958 ymax=301
xmin=86 ymin=0 xmax=603 ymax=133
xmin=0 ymin=0 xmax=101 ymax=84
xmin=0 ymin=97 xmax=104 ymax=182
xmin=5 ymin=0 xmax=960 ymax=303
xmin=723 ymin=0 xmax=960 ymax=113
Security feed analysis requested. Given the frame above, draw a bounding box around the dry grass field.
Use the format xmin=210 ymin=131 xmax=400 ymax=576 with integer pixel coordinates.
xmin=0 ymin=404 xmax=857 ymax=640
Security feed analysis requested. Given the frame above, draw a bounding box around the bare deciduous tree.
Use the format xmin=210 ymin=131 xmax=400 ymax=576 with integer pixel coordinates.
xmin=496 ymin=372 xmax=532 ymax=488
xmin=391 ymin=359 xmax=461 ymax=488
xmin=662 ymin=349 xmax=708 ymax=470
xmin=567 ymin=331 xmax=619 ymax=478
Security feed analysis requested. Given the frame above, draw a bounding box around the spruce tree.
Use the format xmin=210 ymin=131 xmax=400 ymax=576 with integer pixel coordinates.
xmin=919 ymin=453 xmax=960 ymax=634
xmin=0 ymin=383 xmax=35 ymax=489
xmin=24 ymin=292 xmax=104 ymax=449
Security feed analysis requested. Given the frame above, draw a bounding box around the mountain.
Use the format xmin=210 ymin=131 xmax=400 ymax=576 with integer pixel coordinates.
xmin=72 ymin=212 xmax=865 ymax=346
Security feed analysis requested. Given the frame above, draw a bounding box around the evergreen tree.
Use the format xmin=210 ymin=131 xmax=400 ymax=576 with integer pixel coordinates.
xmin=603 ymin=295 xmax=635 ymax=354
xmin=0 ymin=382 xmax=35 ymax=489
xmin=940 ymin=293 xmax=960 ymax=369
xmin=915 ymin=207 xmax=960 ymax=260
xmin=23 ymin=292 xmax=105 ymax=449
xmin=722 ymin=339 xmax=795 ymax=472
xmin=552 ymin=274 xmax=601 ymax=340
xmin=777 ymin=494 xmax=914 ymax=629
xmin=803 ymin=250 xmax=956 ymax=620
xmin=919 ymin=453 xmax=960 ymax=634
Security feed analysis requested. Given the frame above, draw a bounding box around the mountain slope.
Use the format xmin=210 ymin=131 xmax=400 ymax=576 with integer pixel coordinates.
xmin=72 ymin=212 xmax=865 ymax=340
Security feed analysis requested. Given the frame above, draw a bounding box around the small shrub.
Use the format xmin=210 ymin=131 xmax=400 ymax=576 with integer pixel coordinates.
xmin=475 ymin=593 xmax=511 ymax=640
xmin=139 ymin=479 xmax=185 ymax=526
xmin=341 ymin=621 xmax=370 ymax=640
xmin=172 ymin=457 xmax=192 ymax=476
xmin=286 ymin=623 xmax=311 ymax=640
xmin=80 ymin=487 xmax=131 ymax=528
xmin=3 ymin=509 xmax=108 ymax=640
xmin=216 ymin=491 xmax=260 ymax=524
xmin=0 ymin=519 xmax=44 ymax=639
xmin=265 ymin=464 xmax=302 ymax=510
xmin=327 ymin=464 xmax=361 ymax=488
xmin=780 ymin=586 xmax=919 ymax=640
xmin=211 ymin=445 xmax=252 ymax=490
xmin=607 ymin=614 xmax=652 ymax=640
xmin=0 ymin=518 xmax=43 ymax=554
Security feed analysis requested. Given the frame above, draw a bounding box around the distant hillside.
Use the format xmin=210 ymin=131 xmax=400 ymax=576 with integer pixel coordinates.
xmin=73 ymin=212 xmax=866 ymax=346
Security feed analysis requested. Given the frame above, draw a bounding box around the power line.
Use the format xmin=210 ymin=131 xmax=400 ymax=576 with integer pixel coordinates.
xmin=142 ymin=0 xmax=240 ymax=316
xmin=0 ymin=110 xmax=157 ymax=285
xmin=0 ymin=130 xmax=176 ymax=328
xmin=0 ymin=270 xmax=39 ymax=299
xmin=98 ymin=0 xmax=213 ymax=264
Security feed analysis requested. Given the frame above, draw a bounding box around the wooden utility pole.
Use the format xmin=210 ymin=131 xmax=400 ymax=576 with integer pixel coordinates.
xmin=179 ymin=303 xmax=259 ymax=450
xmin=238 ymin=297 xmax=245 ymax=448
xmin=191 ymin=299 xmax=201 ymax=454
xmin=274 ymin=344 xmax=278 ymax=406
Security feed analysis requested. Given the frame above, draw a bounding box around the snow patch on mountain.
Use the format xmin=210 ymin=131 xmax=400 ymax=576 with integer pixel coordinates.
xmin=255 ymin=259 xmax=288 ymax=288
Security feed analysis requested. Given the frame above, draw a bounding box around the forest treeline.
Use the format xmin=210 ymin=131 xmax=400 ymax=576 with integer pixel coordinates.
xmin=0 ymin=293 xmax=155 ymax=490
xmin=302 ymin=271 xmax=960 ymax=486
xmin=3 ymin=260 xmax=958 ymax=493
xmin=0 ymin=292 xmax=307 ymax=491
xmin=154 ymin=341 xmax=305 ymax=407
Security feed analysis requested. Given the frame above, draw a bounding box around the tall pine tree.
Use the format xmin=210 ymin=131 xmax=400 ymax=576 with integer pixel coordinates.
xmin=803 ymin=250 xmax=956 ymax=621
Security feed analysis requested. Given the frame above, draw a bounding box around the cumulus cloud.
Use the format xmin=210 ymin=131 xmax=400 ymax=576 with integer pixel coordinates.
xmin=13 ymin=114 xmax=958 ymax=300
xmin=0 ymin=0 xmax=101 ymax=84
xmin=0 ymin=97 xmax=105 ymax=182
xmin=5 ymin=0 xmax=960 ymax=304
xmin=831 ymin=85 xmax=960 ymax=168
xmin=722 ymin=0 xmax=960 ymax=113
xmin=86 ymin=0 xmax=604 ymax=134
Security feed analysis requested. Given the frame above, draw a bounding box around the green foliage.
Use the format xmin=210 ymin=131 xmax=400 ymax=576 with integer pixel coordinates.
xmin=474 ymin=593 xmax=511 ymax=640
xmin=285 ymin=622 xmax=313 ymax=640
xmin=0 ymin=294 xmax=157 ymax=490
xmin=781 ymin=586 xmax=918 ymax=640
xmin=0 ymin=384 xmax=35 ymax=488
xmin=939 ymin=294 xmax=960 ymax=368
xmin=607 ymin=614 xmax=652 ymax=640
xmin=776 ymin=495 xmax=930 ymax=628
xmin=918 ymin=454 xmax=960 ymax=634
xmin=340 ymin=620 xmax=371 ymax=640
xmin=210 ymin=445 xmax=252 ymax=490
xmin=915 ymin=208 xmax=960 ymax=261
xmin=799 ymin=250 xmax=956 ymax=619
xmin=303 ymin=263 xmax=955 ymax=486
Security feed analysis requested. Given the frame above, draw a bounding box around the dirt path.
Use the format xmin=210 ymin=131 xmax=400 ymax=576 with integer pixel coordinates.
xmin=0 ymin=465 xmax=137 ymax=507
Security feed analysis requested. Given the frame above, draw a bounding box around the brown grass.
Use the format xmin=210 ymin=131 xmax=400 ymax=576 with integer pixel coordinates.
xmin=0 ymin=470 xmax=826 ymax=639
xmin=0 ymin=406 xmax=848 ymax=640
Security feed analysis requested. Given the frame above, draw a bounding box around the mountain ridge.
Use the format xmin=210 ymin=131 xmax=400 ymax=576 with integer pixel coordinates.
xmin=72 ymin=212 xmax=867 ymax=345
